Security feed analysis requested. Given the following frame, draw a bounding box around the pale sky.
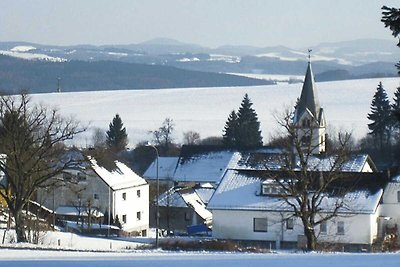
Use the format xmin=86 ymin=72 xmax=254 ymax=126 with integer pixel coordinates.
xmin=1 ymin=0 xmax=399 ymax=48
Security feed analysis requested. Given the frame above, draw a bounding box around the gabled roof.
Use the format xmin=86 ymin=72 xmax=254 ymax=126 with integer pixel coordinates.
xmin=143 ymin=157 xmax=179 ymax=180
xmin=235 ymin=151 xmax=375 ymax=173
xmin=90 ymin=157 xmax=147 ymax=191
xmin=207 ymin=169 xmax=384 ymax=214
xmin=158 ymin=184 xmax=214 ymax=220
xmin=173 ymin=146 xmax=240 ymax=183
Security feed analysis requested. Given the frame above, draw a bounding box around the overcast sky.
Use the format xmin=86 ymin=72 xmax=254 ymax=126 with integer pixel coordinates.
xmin=1 ymin=0 xmax=399 ymax=48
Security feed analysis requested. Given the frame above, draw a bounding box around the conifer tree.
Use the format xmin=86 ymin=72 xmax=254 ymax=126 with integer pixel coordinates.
xmin=222 ymin=94 xmax=263 ymax=148
xmin=391 ymin=86 xmax=400 ymax=134
xmin=236 ymin=94 xmax=263 ymax=147
xmin=106 ymin=114 xmax=128 ymax=152
xmin=222 ymin=110 xmax=238 ymax=147
xmin=367 ymin=82 xmax=392 ymax=150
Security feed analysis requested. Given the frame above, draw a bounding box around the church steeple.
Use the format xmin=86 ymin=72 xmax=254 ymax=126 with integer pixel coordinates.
xmin=293 ymin=56 xmax=326 ymax=155
xmin=294 ymin=62 xmax=321 ymax=123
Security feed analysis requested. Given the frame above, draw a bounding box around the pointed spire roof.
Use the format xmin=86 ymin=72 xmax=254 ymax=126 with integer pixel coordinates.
xmin=296 ymin=62 xmax=320 ymax=120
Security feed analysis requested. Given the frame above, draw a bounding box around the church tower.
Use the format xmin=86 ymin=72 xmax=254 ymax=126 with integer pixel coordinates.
xmin=292 ymin=57 xmax=326 ymax=154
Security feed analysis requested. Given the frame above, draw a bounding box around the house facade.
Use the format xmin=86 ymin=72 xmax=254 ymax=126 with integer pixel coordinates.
xmin=208 ymin=169 xmax=384 ymax=250
xmin=207 ymin=61 xmax=395 ymax=250
xmin=37 ymin=155 xmax=149 ymax=235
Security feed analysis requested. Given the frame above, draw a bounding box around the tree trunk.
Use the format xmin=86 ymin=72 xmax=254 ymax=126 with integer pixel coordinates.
xmin=11 ymin=209 xmax=28 ymax=243
xmin=303 ymin=223 xmax=317 ymax=251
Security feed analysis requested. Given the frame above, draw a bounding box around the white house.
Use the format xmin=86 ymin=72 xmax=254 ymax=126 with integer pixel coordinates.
xmin=37 ymin=154 xmax=149 ymax=235
xmin=380 ymin=175 xmax=400 ymax=238
xmin=207 ymin=60 xmax=391 ymax=251
xmin=207 ymin=168 xmax=384 ymax=250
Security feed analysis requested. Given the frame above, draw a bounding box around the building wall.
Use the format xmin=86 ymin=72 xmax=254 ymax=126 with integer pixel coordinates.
xmin=152 ymin=206 xmax=203 ymax=233
xmin=212 ymin=209 xmax=377 ymax=245
xmin=113 ymin=184 xmax=149 ymax=233
xmin=380 ymin=182 xmax=400 ymax=236
xmin=37 ymin=169 xmax=149 ymax=234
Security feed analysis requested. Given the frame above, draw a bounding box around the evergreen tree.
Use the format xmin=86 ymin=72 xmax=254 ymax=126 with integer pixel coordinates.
xmin=236 ymin=94 xmax=263 ymax=147
xmin=382 ymin=6 xmax=400 ymax=73
xmin=222 ymin=94 xmax=263 ymax=148
xmin=106 ymin=114 xmax=128 ymax=152
xmin=391 ymin=86 xmax=400 ymax=137
xmin=367 ymin=82 xmax=392 ymax=150
xmin=222 ymin=110 xmax=238 ymax=147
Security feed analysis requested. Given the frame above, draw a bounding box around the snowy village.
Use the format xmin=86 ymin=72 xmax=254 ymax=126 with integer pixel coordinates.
xmin=1 ymin=1 xmax=400 ymax=267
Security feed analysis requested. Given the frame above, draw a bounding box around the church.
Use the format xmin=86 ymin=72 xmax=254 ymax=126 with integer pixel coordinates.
xmin=205 ymin=60 xmax=400 ymax=251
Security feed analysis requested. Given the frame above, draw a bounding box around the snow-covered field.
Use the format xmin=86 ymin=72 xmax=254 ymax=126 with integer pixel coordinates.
xmin=29 ymin=77 xmax=400 ymax=147
xmin=0 ymin=249 xmax=399 ymax=266
xmin=0 ymin=230 xmax=399 ymax=265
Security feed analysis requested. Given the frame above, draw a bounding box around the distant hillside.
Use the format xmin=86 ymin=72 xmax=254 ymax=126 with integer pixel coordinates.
xmin=0 ymin=55 xmax=273 ymax=94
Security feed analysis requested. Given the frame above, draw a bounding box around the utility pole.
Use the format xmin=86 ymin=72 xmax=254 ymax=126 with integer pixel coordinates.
xmin=57 ymin=77 xmax=61 ymax=93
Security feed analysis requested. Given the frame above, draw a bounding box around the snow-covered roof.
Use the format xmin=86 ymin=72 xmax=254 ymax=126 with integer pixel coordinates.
xmin=235 ymin=152 xmax=373 ymax=173
xmin=143 ymin=157 xmax=178 ymax=180
xmin=158 ymin=184 xmax=214 ymax=220
xmin=181 ymin=190 xmax=212 ymax=220
xmin=208 ymin=169 xmax=383 ymax=214
xmin=173 ymin=149 xmax=240 ymax=183
xmin=90 ymin=158 xmax=147 ymax=191
xmin=56 ymin=206 xmax=103 ymax=217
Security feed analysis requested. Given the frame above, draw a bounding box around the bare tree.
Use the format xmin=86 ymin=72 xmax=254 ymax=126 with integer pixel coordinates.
xmin=183 ymin=131 xmax=201 ymax=145
xmin=269 ymin=109 xmax=354 ymax=251
xmin=91 ymin=127 xmax=106 ymax=149
xmin=151 ymin=118 xmax=175 ymax=152
xmin=0 ymin=93 xmax=85 ymax=243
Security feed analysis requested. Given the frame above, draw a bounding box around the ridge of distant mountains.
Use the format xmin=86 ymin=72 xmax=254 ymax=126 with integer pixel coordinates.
xmin=0 ymin=38 xmax=399 ymax=93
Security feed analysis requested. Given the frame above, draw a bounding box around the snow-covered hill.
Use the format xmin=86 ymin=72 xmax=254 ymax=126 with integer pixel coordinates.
xmin=0 ymin=45 xmax=67 ymax=62
xmin=30 ymin=77 xmax=400 ymax=147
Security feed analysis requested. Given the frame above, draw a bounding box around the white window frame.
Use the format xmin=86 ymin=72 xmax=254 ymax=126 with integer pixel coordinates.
xmin=337 ymin=221 xmax=345 ymax=235
xmin=253 ymin=218 xmax=268 ymax=232
xmin=320 ymin=221 xmax=327 ymax=234
xmin=286 ymin=218 xmax=294 ymax=230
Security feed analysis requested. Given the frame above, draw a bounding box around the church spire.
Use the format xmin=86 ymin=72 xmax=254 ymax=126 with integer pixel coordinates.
xmin=293 ymin=54 xmax=326 ymax=155
xmin=295 ymin=60 xmax=320 ymax=122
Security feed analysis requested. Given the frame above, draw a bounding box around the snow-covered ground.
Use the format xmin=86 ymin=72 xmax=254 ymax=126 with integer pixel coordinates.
xmin=0 ymin=249 xmax=399 ymax=266
xmin=29 ymin=77 xmax=400 ymax=147
xmin=0 ymin=229 xmax=399 ymax=265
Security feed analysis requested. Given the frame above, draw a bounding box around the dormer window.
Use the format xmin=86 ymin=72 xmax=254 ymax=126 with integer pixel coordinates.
xmin=262 ymin=182 xmax=284 ymax=196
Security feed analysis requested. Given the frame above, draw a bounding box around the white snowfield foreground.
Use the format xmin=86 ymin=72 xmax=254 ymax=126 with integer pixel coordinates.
xmin=0 ymin=249 xmax=399 ymax=267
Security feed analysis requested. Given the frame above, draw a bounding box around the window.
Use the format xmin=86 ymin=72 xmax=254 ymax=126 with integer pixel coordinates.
xmin=136 ymin=211 xmax=141 ymax=221
xmin=397 ymin=191 xmax=400 ymax=203
xmin=253 ymin=218 xmax=268 ymax=232
xmin=262 ymin=184 xmax=284 ymax=196
xmin=137 ymin=190 xmax=141 ymax=198
xmin=122 ymin=192 xmax=126 ymax=200
xmin=320 ymin=221 xmax=327 ymax=234
xmin=286 ymin=218 xmax=294 ymax=230
xmin=337 ymin=221 xmax=345 ymax=235
xmin=93 ymin=193 xmax=99 ymax=200
xmin=122 ymin=214 xmax=127 ymax=223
